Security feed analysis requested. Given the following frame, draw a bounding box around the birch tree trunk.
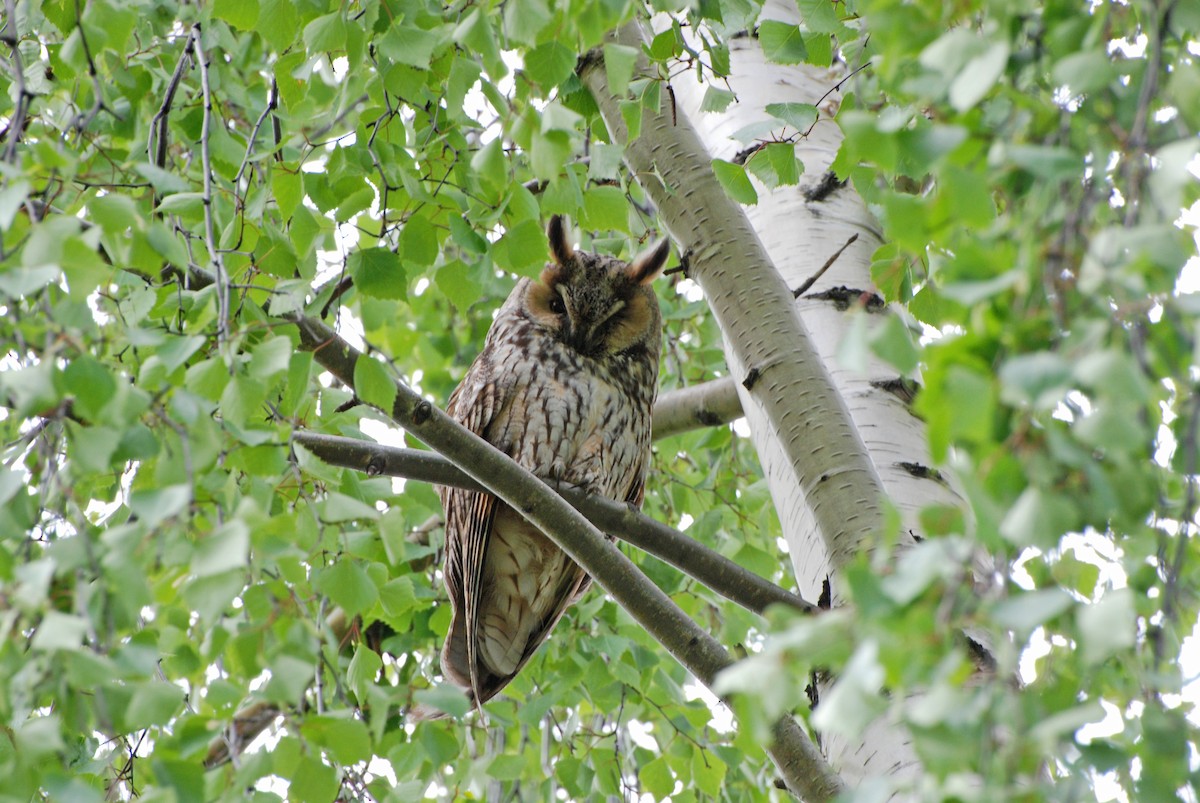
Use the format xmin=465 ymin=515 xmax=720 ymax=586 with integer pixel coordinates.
xmin=600 ymin=2 xmax=986 ymax=793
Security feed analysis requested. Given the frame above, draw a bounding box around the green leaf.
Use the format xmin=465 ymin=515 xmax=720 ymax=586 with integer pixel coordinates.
xmin=0 ymin=179 xmax=30 ymax=231
xmin=691 ymin=747 xmax=726 ymax=797
xmin=291 ymin=756 xmax=340 ymax=803
xmin=638 ymin=755 xmax=674 ymax=799
xmin=603 ymin=43 xmax=638 ymax=96
xmin=348 ymin=643 xmax=383 ymax=701
xmin=156 ymin=192 xmax=205 ymax=216
xmin=796 ymin=0 xmax=842 ymax=33
xmin=249 ymin=335 xmax=294 ymax=380
xmin=31 ymin=612 xmax=89 ymax=652
xmin=129 ymin=485 xmax=191 ymax=529
xmin=498 ymin=219 xmax=549 ymax=272
xmin=192 ymin=521 xmax=250 ymax=577
xmin=699 ymin=86 xmax=736 ymax=113
xmin=991 ymin=588 xmax=1074 ymax=632
xmin=353 ymin=355 xmax=398 ymax=413
xmin=711 ymin=159 xmax=758 ymax=205
xmin=525 ymin=41 xmax=576 ymax=88
xmin=503 ymin=0 xmax=550 ymax=46
xmin=917 ymin=364 xmax=994 ymax=459
xmin=765 ymin=102 xmax=818 ymax=132
xmin=435 ymin=261 xmax=480 ymax=311
xmin=1077 ymin=589 xmax=1135 ymax=665
xmin=745 ymin=142 xmax=802 ymax=189
xmin=487 ymin=754 xmax=526 ymax=781
xmin=303 ymin=12 xmax=346 ymax=53
xmin=998 ymin=352 xmax=1071 ymax=410
xmin=350 ymin=247 xmax=407 ymax=300
xmin=868 ymin=313 xmax=918 ymax=373
xmin=256 ymin=0 xmax=299 ymax=51
xmin=213 ymin=0 xmax=258 ymax=30
xmin=379 ymin=24 xmax=442 ymax=69
xmin=413 ymin=684 xmax=471 ymax=718
xmin=219 ymin=374 xmax=268 ymax=429
xmin=399 ymin=214 xmax=439 ymax=266
xmin=648 ymin=29 xmax=681 ymax=61
xmin=1052 ymin=50 xmax=1116 ymax=95
xmin=127 ymin=682 xmax=186 ymax=728
xmin=811 ymin=640 xmax=886 ymax=740
xmin=314 ymin=560 xmax=379 ymax=618
xmin=304 ymin=716 xmax=372 ymax=766
xmin=472 ymin=137 xmax=508 ymax=195
xmin=949 ymin=41 xmax=1008 ymax=111
xmin=758 ymin=21 xmax=807 ymax=64
xmin=62 ymin=355 xmax=116 ymax=422
xmin=581 ymin=185 xmax=628 ymax=231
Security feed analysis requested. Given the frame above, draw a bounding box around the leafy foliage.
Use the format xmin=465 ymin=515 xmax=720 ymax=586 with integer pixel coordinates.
xmin=0 ymin=0 xmax=1197 ymax=800
xmin=0 ymin=0 xmax=787 ymax=799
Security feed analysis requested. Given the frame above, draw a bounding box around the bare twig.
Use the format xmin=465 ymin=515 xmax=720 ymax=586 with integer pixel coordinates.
xmin=1 ymin=0 xmax=33 ymax=165
xmin=190 ymin=25 xmax=230 ymax=345
xmin=234 ymin=78 xmax=280 ymax=186
xmin=793 ymin=233 xmax=859 ymax=298
xmin=1157 ymin=386 xmax=1199 ymax=672
xmin=68 ymin=0 xmax=114 ymax=133
xmin=147 ymin=26 xmax=196 ymax=171
xmin=1121 ymin=0 xmax=1175 ymax=227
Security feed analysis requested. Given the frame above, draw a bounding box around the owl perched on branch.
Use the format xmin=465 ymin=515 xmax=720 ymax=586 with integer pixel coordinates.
xmin=436 ymin=215 xmax=669 ymax=711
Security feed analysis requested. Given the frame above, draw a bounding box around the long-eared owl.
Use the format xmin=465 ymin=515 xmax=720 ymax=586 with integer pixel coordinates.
xmin=436 ymin=215 xmax=669 ymax=710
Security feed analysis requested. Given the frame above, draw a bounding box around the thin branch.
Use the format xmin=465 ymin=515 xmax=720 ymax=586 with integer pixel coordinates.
xmin=190 ymin=25 xmax=230 ymax=345
xmin=147 ymin=26 xmax=196 ymax=171
xmin=68 ymin=0 xmax=113 ymax=133
xmin=1157 ymin=385 xmax=1199 ymax=672
xmin=234 ymin=78 xmax=280 ymax=186
xmin=793 ymin=233 xmax=858 ymax=298
xmin=1 ymin=0 xmax=32 ymax=165
xmin=291 ymin=430 xmax=814 ymax=617
xmin=290 ymin=314 xmax=843 ymax=801
xmin=1121 ymin=0 xmax=1175 ymax=227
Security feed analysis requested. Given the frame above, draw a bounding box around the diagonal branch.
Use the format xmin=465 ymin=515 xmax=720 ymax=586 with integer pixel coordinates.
xmin=291 ymin=430 xmax=814 ymax=617
xmin=290 ymin=314 xmax=845 ymax=801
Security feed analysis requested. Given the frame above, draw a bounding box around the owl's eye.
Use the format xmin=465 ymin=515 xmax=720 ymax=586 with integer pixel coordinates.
xmin=548 ymin=297 xmax=566 ymax=315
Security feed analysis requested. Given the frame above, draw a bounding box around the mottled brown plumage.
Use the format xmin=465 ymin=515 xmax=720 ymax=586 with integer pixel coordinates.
xmin=437 ymin=215 xmax=669 ymax=711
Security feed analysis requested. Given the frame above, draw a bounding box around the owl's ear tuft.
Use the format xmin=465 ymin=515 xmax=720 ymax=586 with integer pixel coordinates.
xmin=547 ymin=216 xmax=574 ymax=266
xmin=627 ymin=238 xmax=670 ymax=285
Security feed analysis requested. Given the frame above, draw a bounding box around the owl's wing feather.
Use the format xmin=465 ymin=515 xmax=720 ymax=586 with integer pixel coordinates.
xmin=441 ymin=349 xmax=515 ymax=710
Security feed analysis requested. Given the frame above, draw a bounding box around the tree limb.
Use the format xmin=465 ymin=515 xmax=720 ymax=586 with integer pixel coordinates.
xmin=652 ymin=377 xmax=743 ymax=440
xmin=290 ymin=314 xmax=845 ymax=801
xmin=291 ymin=430 xmax=814 ymax=617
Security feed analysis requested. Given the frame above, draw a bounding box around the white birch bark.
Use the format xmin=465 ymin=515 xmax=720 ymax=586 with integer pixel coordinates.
xmin=660 ymin=0 xmax=970 ymax=599
xmin=582 ymin=24 xmax=889 ymax=596
xmin=646 ymin=1 xmax=978 ymax=793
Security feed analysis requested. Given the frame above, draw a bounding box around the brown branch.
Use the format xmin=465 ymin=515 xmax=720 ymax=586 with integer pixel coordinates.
xmin=147 ymin=26 xmax=196 ymax=172
xmin=290 ymin=312 xmax=841 ymax=800
xmin=291 ymin=430 xmax=814 ymax=617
